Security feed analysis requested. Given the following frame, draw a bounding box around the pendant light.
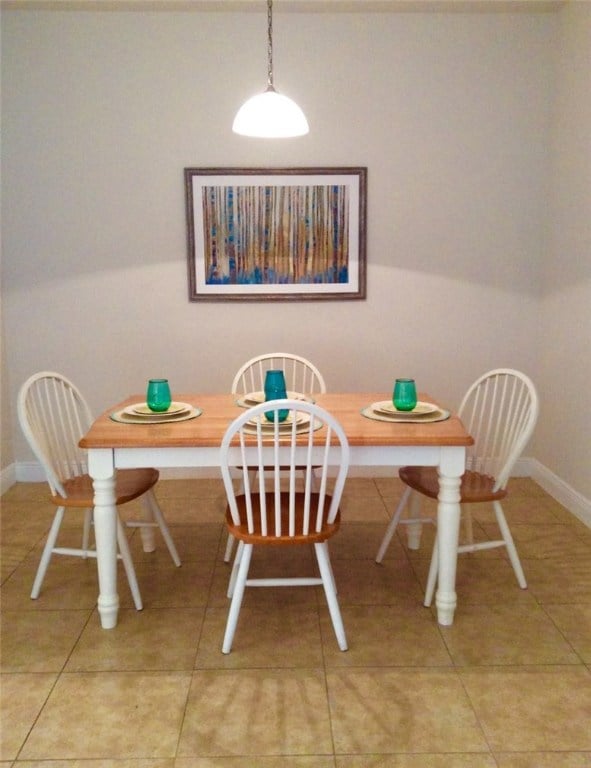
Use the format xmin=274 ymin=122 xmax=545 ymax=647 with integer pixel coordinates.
xmin=232 ymin=0 xmax=309 ymax=138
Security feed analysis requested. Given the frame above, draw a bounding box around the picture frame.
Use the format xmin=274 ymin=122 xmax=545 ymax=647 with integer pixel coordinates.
xmin=184 ymin=167 xmax=367 ymax=301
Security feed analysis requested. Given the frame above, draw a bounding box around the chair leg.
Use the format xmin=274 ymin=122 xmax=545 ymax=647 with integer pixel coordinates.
xmin=145 ymin=490 xmax=181 ymax=567
xmin=227 ymin=540 xmax=245 ymax=598
xmin=463 ymin=505 xmax=475 ymax=547
xmin=138 ymin=493 xmax=157 ymax=553
xmin=315 ymin=542 xmax=347 ymax=651
xmin=405 ymin=491 xmax=424 ymax=550
xmin=323 ymin=541 xmax=338 ymax=595
xmin=424 ymin=538 xmax=439 ymax=608
xmin=493 ymin=500 xmax=527 ymax=588
xmin=311 ymin=467 xmax=320 ymax=492
xmin=31 ymin=507 xmax=65 ymax=599
xmin=116 ymin=517 xmax=143 ymax=611
xmin=222 ymin=542 xmax=253 ymax=653
xmin=223 ymin=533 xmax=235 ymax=563
xmin=375 ymin=486 xmax=412 ymax=563
xmin=225 ymin=470 xmax=257 ymax=563
xmin=82 ymin=508 xmax=92 ymax=556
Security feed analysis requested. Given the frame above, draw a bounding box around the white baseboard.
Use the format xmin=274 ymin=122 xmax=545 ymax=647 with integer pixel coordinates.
xmin=14 ymin=461 xmax=47 ymax=484
xmin=0 ymin=463 xmax=17 ymax=496
xmin=528 ymin=458 xmax=591 ymax=529
xmin=5 ymin=457 xmax=590 ymax=529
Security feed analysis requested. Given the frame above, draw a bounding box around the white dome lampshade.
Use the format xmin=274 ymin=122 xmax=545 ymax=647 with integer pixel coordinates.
xmin=232 ymin=85 xmax=309 ymax=138
xmin=233 ymin=0 xmax=309 ymax=139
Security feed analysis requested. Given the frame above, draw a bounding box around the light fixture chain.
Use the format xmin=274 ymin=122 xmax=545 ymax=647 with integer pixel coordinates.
xmin=267 ymin=0 xmax=274 ymax=88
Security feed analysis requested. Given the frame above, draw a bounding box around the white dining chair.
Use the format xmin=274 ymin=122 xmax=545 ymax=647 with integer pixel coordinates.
xmin=231 ymin=352 xmax=327 ymax=396
xmin=17 ymin=371 xmax=181 ymax=607
xmin=225 ymin=352 xmax=327 ymax=563
xmin=375 ymin=368 xmax=539 ymax=603
xmin=219 ymin=398 xmax=350 ymax=653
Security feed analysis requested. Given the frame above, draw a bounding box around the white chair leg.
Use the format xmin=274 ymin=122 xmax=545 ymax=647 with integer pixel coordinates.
xmin=223 ymin=533 xmax=235 ymax=563
xmin=424 ymin=538 xmax=439 ymax=608
xmin=138 ymin=494 xmax=157 ymax=553
xmin=227 ymin=540 xmax=245 ymax=598
xmin=311 ymin=467 xmax=320 ymax=492
xmin=145 ymin=490 xmax=181 ymax=567
xmin=375 ymin=486 xmax=412 ymax=563
xmin=116 ymin=517 xmax=143 ymax=611
xmin=82 ymin=508 xmax=92 ymax=556
xmin=463 ymin=506 xmax=475 ymax=547
xmin=405 ymin=492 xmax=424 ymax=550
xmin=222 ymin=542 xmax=253 ymax=654
xmin=315 ymin=542 xmax=347 ymax=651
xmin=494 ymin=500 xmax=527 ymax=588
xmin=323 ymin=541 xmax=338 ymax=595
xmin=225 ymin=470 xmax=256 ymax=563
xmin=31 ymin=507 xmax=65 ymax=599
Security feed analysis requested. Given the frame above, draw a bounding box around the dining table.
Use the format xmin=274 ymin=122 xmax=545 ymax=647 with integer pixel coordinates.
xmin=79 ymin=391 xmax=473 ymax=629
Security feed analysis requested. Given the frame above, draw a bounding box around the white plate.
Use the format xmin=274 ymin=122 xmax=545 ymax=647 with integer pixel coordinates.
xmin=111 ymin=406 xmax=202 ymax=424
xmin=371 ymin=400 xmax=439 ymax=418
xmin=246 ymin=412 xmax=310 ymax=429
xmin=361 ymin=405 xmax=450 ymax=424
xmin=130 ymin=401 xmax=190 ymax=417
xmin=241 ymin=391 xmax=314 ymax=406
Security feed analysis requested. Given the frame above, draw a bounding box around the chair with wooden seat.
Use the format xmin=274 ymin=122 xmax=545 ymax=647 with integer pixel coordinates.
xmin=219 ymin=398 xmax=350 ymax=653
xmin=231 ymin=352 xmax=327 ymax=398
xmin=17 ymin=371 xmax=181 ymax=608
xmin=375 ymin=368 xmax=539 ymax=603
xmin=224 ymin=352 xmax=327 ymax=563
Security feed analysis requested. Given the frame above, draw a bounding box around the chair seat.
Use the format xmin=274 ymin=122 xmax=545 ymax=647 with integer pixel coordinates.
xmin=226 ymin=492 xmax=341 ymax=545
xmin=399 ymin=466 xmax=507 ymax=503
xmin=53 ymin=468 xmax=160 ymax=508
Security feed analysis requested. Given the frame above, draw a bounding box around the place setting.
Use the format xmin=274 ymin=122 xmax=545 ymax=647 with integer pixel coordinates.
xmin=110 ymin=378 xmax=202 ymax=424
xmin=236 ymin=390 xmax=314 ymax=408
xmin=362 ymin=378 xmax=450 ymax=424
xmin=240 ymin=370 xmax=320 ymax=436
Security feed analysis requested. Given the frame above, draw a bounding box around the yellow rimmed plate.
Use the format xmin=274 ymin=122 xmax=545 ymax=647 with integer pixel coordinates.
xmin=371 ymin=400 xmax=439 ymax=418
xmin=111 ymin=406 xmax=202 ymax=424
xmin=238 ymin=391 xmax=315 ymax=407
xmin=361 ymin=405 xmax=450 ymax=424
xmin=246 ymin=412 xmax=310 ymax=430
xmin=129 ymin=401 xmax=190 ymax=417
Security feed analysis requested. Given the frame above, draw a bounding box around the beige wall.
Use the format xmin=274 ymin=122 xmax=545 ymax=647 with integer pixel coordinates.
xmin=1 ymin=301 xmax=14 ymax=473
xmin=536 ymin=1 xmax=591 ymax=498
xmin=1 ymin=2 xmax=588 ymax=501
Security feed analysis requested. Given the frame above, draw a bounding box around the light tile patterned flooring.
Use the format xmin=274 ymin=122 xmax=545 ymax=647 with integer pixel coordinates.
xmin=1 ymin=477 xmax=591 ymax=767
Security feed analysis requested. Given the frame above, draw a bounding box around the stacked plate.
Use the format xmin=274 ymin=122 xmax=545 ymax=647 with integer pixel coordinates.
xmin=246 ymin=411 xmax=311 ymax=431
xmin=238 ymin=391 xmax=314 ymax=407
xmin=244 ymin=411 xmax=317 ymax=437
xmin=365 ymin=400 xmax=450 ymax=424
xmin=126 ymin=402 xmax=192 ymax=419
xmin=111 ymin=401 xmax=201 ymax=424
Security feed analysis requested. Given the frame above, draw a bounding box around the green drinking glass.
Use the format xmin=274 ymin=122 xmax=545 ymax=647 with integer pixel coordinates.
xmin=264 ymin=370 xmax=289 ymax=422
xmin=393 ymin=378 xmax=417 ymax=412
xmin=146 ymin=378 xmax=172 ymax=412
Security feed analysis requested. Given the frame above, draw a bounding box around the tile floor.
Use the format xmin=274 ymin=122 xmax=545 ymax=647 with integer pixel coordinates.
xmin=1 ymin=476 xmax=591 ymax=767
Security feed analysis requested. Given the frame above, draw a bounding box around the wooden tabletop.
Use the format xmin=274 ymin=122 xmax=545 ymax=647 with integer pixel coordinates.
xmin=79 ymin=393 xmax=473 ymax=450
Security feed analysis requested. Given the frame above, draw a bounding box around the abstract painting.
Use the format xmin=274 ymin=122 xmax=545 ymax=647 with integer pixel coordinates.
xmin=185 ymin=167 xmax=366 ymax=301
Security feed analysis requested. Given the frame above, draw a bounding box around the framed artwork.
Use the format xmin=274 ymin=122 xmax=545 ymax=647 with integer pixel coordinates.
xmin=184 ymin=167 xmax=367 ymax=301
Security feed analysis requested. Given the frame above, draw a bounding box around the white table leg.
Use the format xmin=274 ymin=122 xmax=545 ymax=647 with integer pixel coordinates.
xmin=405 ymin=491 xmax=423 ymax=550
xmin=89 ymin=449 xmax=119 ymax=629
xmin=435 ymin=447 xmax=465 ymax=626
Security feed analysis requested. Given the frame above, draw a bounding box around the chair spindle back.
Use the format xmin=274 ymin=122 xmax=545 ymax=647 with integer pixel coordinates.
xmin=459 ymin=368 xmax=539 ymax=491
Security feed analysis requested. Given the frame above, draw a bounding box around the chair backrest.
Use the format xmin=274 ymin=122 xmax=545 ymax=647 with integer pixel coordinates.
xmin=17 ymin=371 xmax=93 ymax=498
xmin=220 ymin=399 xmax=349 ymax=538
xmin=231 ymin=353 xmax=327 ymax=395
xmin=459 ymin=369 xmax=539 ymax=491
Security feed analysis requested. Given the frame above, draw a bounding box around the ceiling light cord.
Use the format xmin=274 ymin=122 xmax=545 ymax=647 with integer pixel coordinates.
xmin=266 ymin=0 xmax=274 ymax=90
xmin=232 ymin=0 xmax=309 ymax=138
